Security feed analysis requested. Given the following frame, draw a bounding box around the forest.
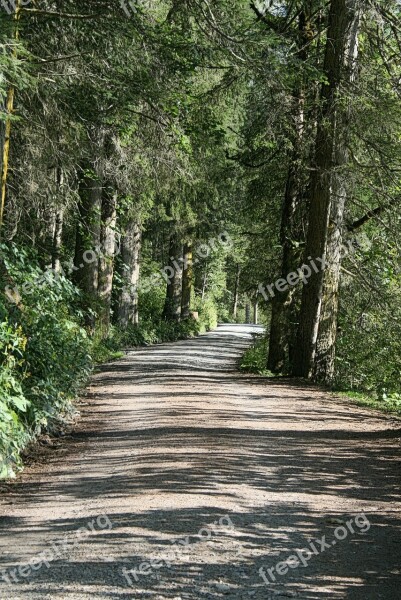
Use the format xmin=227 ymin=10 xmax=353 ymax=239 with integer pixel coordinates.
xmin=1 ymin=0 xmax=401 ymax=479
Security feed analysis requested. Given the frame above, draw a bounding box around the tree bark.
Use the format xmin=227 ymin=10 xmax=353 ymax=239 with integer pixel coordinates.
xmin=181 ymin=241 xmax=193 ymax=319
xmin=73 ymin=131 xmax=105 ymax=329
xmin=51 ymin=167 xmax=64 ymax=273
xmin=201 ymin=265 xmax=208 ymax=301
xmin=74 ymin=164 xmax=103 ymax=295
xmin=98 ymin=186 xmax=117 ymax=337
xmin=267 ymin=8 xmax=310 ymax=373
xmin=233 ymin=264 xmax=240 ymax=319
xmin=267 ymin=142 xmax=304 ymax=372
xmin=292 ymin=0 xmax=361 ymax=379
xmin=52 ymin=209 xmax=64 ymax=273
xmin=245 ymin=302 xmax=251 ymax=324
xmin=312 ymin=180 xmax=346 ymax=381
xmin=162 ymin=234 xmax=182 ymax=321
xmin=116 ymin=220 xmax=142 ymax=328
xmin=254 ymin=299 xmax=259 ymax=325
xmin=314 ymin=9 xmax=360 ymax=382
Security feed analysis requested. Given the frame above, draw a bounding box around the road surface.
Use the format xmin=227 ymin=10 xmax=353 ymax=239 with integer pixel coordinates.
xmin=0 ymin=324 xmax=400 ymax=599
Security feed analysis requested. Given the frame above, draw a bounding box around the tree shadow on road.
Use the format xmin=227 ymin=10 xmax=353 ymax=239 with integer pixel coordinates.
xmin=0 ymin=325 xmax=400 ymax=599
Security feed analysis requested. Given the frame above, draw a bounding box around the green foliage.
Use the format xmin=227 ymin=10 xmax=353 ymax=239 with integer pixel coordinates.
xmin=0 ymin=317 xmax=29 ymax=478
xmin=22 ymin=304 xmax=92 ymax=433
xmin=194 ymin=296 xmax=218 ymax=332
xmin=240 ymin=334 xmax=275 ymax=376
xmin=217 ymin=305 xmax=232 ymax=323
xmin=138 ymin=284 xmax=166 ymax=323
xmin=335 ymin=231 xmax=401 ymax=399
xmin=0 ymin=245 xmax=92 ymax=478
xmin=336 ymin=391 xmax=401 ymax=417
xmin=335 ymin=311 xmax=401 ymax=399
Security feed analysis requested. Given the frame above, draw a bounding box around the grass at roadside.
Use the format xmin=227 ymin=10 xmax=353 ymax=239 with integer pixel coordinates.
xmin=333 ymin=390 xmax=401 ymax=417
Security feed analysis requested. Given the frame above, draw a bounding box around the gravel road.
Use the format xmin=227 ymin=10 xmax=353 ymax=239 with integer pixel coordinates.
xmin=0 ymin=324 xmax=400 ymax=600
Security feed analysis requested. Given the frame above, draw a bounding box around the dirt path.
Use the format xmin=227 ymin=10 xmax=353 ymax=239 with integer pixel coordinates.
xmin=0 ymin=324 xmax=400 ymax=600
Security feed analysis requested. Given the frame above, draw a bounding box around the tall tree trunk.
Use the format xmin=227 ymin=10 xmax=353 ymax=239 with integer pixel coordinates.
xmin=51 ymin=167 xmax=64 ymax=273
xmin=245 ymin=302 xmax=251 ymax=324
xmin=181 ymin=241 xmax=193 ymax=319
xmin=292 ymin=0 xmax=361 ymax=378
xmin=201 ymin=265 xmax=208 ymax=301
xmin=52 ymin=209 xmax=64 ymax=273
xmin=314 ymin=11 xmax=360 ymax=382
xmin=254 ymin=298 xmax=259 ymax=325
xmin=267 ymin=8 xmax=310 ymax=373
xmin=162 ymin=234 xmax=182 ymax=321
xmin=267 ymin=151 xmax=304 ymax=372
xmin=73 ymin=131 xmax=105 ymax=329
xmin=98 ymin=187 xmax=117 ymax=338
xmin=312 ymin=180 xmax=346 ymax=381
xmin=74 ymin=163 xmax=103 ymax=295
xmin=116 ymin=221 xmax=142 ymax=328
xmin=233 ymin=264 xmax=240 ymax=319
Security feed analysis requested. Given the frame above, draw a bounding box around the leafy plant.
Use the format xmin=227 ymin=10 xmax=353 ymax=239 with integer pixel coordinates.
xmin=0 ymin=319 xmax=30 ymax=478
xmin=0 ymin=246 xmax=92 ymax=477
xmin=240 ymin=334 xmax=275 ymax=376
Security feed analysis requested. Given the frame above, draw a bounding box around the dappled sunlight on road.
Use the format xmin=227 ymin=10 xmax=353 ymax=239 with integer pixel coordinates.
xmin=0 ymin=325 xmax=400 ymax=600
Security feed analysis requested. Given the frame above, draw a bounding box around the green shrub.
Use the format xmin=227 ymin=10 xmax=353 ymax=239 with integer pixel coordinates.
xmin=335 ymin=288 xmax=401 ymax=398
xmin=195 ymin=296 xmax=218 ymax=332
xmin=0 ymin=318 xmax=30 ymax=478
xmin=240 ymin=334 xmax=275 ymax=376
xmin=21 ymin=301 xmax=92 ymax=433
xmin=137 ymin=284 xmax=166 ymax=322
xmin=0 ymin=244 xmax=92 ymax=477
